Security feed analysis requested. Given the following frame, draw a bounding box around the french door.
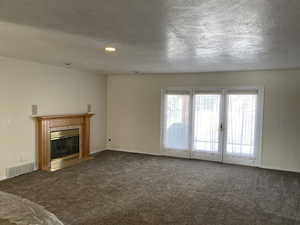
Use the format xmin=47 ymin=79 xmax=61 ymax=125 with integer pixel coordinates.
xmin=191 ymin=91 xmax=223 ymax=162
xmin=162 ymin=90 xmax=192 ymax=158
xmin=162 ymin=88 xmax=263 ymax=166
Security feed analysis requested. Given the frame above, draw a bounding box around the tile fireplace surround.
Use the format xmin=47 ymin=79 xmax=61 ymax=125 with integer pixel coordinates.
xmin=34 ymin=113 xmax=94 ymax=171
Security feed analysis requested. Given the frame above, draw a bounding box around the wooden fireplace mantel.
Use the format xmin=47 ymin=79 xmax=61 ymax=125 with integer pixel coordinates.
xmin=34 ymin=113 xmax=94 ymax=171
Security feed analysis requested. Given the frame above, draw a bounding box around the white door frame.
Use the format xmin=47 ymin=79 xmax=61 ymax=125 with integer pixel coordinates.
xmin=160 ymin=86 xmax=264 ymax=167
xmin=190 ymin=89 xmax=224 ymax=162
xmin=160 ymin=88 xmax=192 ymax=159
xmin=222 ymin=87 xmax=264 ymax=167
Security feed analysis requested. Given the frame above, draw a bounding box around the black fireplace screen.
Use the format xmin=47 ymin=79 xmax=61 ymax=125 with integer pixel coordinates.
xmin=50 ymin=129 xmax=80 ymax=160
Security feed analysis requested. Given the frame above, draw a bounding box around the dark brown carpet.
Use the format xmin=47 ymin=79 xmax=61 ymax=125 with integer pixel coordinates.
xmin=0 ymin=150 xmax=300 ymax=225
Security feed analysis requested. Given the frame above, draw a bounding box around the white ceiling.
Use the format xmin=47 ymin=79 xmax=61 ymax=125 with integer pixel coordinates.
xmin=0 ymin=0 xmax=300 ymax=74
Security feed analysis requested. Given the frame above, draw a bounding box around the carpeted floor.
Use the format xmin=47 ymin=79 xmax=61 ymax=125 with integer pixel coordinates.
xmin=0 ymin=150 xmax=300 ymax=225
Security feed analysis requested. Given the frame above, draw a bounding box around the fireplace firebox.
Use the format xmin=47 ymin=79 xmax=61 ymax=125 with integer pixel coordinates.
xmin=51 ymin=129 xmax=80 ymax=159
xmin=50 ymin=128 xmax=80 ymax=171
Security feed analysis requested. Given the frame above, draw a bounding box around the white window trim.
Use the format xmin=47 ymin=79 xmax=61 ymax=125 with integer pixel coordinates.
xmin=160 ymin=86 xmax=264 ymax=167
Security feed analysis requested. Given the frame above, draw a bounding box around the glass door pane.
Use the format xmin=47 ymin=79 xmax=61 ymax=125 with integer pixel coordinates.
xmin=225 ymin=94 xmax=257 ymax=160
xmin=192 ymin=93 xmax=222 ymax=161
xmin=163 ymin=93 xmax=190 ymax=152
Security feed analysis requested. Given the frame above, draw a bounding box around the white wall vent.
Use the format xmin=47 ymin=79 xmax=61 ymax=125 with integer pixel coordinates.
xmin=5 ymin=163 xmax=35 ymax=179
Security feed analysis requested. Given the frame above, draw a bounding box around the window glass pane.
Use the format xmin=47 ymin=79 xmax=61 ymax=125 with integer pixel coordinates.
xmin=193 ymin=94 xmax=221 ymax=152
xmin=226 ymin=94 xmax=257 ymax=157
xmin=164 ymin=94 xmax=190 ymax=150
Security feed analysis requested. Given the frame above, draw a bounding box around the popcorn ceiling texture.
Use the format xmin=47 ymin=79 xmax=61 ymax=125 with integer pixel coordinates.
xmin=0 ymin=0 xmax=300 ymax=73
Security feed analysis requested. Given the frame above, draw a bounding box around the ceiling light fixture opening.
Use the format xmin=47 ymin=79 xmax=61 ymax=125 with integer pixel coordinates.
xmin=105 ymin=47 xmax=116 ymax=52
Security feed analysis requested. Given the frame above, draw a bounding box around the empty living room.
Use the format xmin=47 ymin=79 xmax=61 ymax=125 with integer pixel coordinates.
xmin=1 ymin=1 xmax=300 ymax=225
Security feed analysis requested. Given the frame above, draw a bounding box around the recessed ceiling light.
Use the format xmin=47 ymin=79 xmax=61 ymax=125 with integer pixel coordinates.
xmin=105 ymin=47 xmax=116 ymax=52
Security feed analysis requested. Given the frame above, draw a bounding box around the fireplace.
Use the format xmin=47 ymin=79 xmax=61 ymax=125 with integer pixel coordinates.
xmin=34 ymin=114 xmax=94 ymax=171
xmin=50 ymin=129 xmax=80 ymax=170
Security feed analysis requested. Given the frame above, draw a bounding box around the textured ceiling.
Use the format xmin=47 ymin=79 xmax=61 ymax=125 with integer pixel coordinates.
xmin=0 ymin=0 xmax=300 ymax=74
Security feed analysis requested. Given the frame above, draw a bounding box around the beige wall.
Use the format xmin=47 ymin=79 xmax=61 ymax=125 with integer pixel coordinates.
xmin=1 ymin=60 xmax=299 ymax=178
xmin=0 ymin=58 xmax=107 ymax=179
xmin=107 ymin=71 xmax=300 ymax=172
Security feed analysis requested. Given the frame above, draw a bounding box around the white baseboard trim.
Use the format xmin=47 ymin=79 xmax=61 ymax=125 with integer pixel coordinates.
xmin=0 ymin=176 xmax=7 ymax=181
xmin=108 ymin=148 xmax=300 ymax=174
xmin=108 ymin=148 xmax=161 ymax=156
xmin=90 ymin=148 xmax=106 ymax=154
xmin=161 ymin=150 xmax=190 ymax=159
xmin=260 ymin=165 xmax=300 ymax=174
